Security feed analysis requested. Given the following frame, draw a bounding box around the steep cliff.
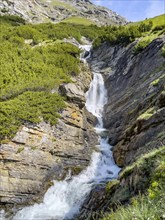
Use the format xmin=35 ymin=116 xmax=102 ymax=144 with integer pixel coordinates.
xmin=0 ymin=0 xmax=126 ymax=25
xmin=77 ymin=35 xmax=165 ymax=219
xmin=92 ymin=37 xmax=165 ymax=166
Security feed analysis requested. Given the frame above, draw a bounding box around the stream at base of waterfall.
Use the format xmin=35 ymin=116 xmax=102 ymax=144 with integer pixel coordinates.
xmin=2 ymin=45 xmax=121 ymax=220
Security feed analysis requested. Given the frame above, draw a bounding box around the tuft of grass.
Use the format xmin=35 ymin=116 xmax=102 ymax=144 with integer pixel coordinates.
xmin=106 ymin=180 xmax=120 ymax=192
xmin=120 ymin=146 xmax=165 ymax=179
xmin=16 ymin=146 xmax=24 ymax=154
xmin=162 ymin=45 xmax=165 ymax=58
xmin=102 ymin=192 xmax=165 ymax=220
xmin=150 ymin=78 xmax=160 ymax=86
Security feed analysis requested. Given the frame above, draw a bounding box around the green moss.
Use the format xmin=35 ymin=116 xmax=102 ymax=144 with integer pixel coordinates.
xmin=16 ymin=146 xmax=24 ymax=154
xmin=150 ymin=78 xmax=160 ymax=86
xmin=31 ymin=146 xmax=37 ymax=150
xmin=51 ymin=137 xmax=56 ymax=142
xmin=71 ymin=167 xmax=83 ymax=175
xmin=137 ymin=107 xmax=155 ymax=120
xmin=157 ymin=131 xmax=165 ymax=140
xmin=106 ymin=180 xmax=120 ymax=192
xmin=0 ymin=139 xmax=10 ymax=144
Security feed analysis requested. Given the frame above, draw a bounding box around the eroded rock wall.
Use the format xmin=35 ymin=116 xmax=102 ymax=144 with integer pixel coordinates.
xmin=91 ymin=37 xmax=165 ymax=166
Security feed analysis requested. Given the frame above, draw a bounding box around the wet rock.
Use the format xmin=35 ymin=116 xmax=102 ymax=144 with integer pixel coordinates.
xmin=91 ymin=37 xmax=165 ymax=166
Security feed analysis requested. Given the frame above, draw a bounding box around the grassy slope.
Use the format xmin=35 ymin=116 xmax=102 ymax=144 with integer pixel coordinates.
xmin=62 ymin=16 xmax=95 ymax=26
xmin=133 ymin=15 xmax=165 ymax=54
xmin=93 ymin=14 xmax=164 ymax=53
xmin=129 ymin=14 xmax=165 ymax=28
xmin=0 ymin=15 xmax=101 ymax=141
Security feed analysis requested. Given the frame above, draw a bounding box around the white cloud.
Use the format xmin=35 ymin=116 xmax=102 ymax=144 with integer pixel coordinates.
xmin=145 ymin=0 xmax=164 ymax=19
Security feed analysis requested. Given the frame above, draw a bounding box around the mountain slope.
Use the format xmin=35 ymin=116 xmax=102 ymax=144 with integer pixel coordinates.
xmin=0 ymin=0 xmax=126 ymax=25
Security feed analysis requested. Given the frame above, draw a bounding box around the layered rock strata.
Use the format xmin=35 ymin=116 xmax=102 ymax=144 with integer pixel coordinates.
xmin=91 ymin=37 xmax=165 ymax=166
xmin=77 ymin=36 xmax=165 ymax=219
xmin=0 ymin=60 xmax=98 ymax=210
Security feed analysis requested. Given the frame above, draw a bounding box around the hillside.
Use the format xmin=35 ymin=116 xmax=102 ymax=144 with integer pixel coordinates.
xmin=0 ymin=0 xmax=126 ymax=25
xmin=128 ymin=14 xmax=165 ymax=28
xmin=0 ymin=11 xmax=165 ymax=220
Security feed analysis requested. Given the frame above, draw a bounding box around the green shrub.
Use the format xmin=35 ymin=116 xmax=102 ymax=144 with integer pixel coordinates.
xmin=152 ymin=24 xmax=165 ymax=32
xmin=0 ymin=92 xmax=65 ymax=140
xmin=1 ymin=15 xmax=98 ymax=140
xmin=93 ymin=25 xmax=142 ymax=48
xmin=0 ymin=15 xmax=25 ymax=26
xmin=133 ymin=39 xmax=151 ymax=54
xmin=138 ymin=21 xmax=153 ymax=32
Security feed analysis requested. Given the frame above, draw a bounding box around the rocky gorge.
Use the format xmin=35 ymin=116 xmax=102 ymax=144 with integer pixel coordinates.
xmin=91 ymin=36 xmax=165 ymax=166
xmin=1 ymin=33 xmax=164 ymax=219
xmin=77 ymin=35 xmax=165 ymax=219
xmin=0 ymin=4 xmax=165 ymax=219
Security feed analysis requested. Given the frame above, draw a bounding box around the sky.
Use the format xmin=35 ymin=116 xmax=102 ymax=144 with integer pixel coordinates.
xmin=92 ymin=0 xmax=165 ymax=21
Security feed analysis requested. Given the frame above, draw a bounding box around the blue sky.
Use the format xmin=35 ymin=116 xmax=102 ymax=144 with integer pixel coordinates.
xmin=92 ymin=0 xmax=165 ymax=21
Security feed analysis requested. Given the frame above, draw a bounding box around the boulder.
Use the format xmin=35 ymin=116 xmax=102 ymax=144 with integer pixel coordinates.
xmin=59 ymin=83 xmax=85 ymax=108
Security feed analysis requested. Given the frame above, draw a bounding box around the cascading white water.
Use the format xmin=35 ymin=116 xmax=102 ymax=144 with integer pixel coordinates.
xmin=3 ymin=45 xmax=121 ymax=220
xmin=85 ymin=73 xmax=107 ymax=129
xmin=79 ymin=44 xmax=91 ymax=63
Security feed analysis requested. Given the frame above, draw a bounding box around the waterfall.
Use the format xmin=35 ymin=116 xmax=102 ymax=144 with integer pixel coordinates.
xmin=85 ymin=73 xmax=107 ymax=129
xmin=3 ymin=45 xmax=120 ymax=220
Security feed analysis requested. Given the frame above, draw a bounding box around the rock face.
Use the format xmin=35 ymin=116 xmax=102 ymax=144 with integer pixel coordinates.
xmin=77 ymin=37 xmax=165 ymax=219
xmin=0 ymin=0 xmax=126 ymax=25
xmin=91 ymin=37 xmax=165 ymax=166
xmin=0 ymin=61 xmax=98 ymax=210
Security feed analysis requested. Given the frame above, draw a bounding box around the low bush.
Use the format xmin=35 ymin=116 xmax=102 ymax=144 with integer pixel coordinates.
xmin=133 ymin=39 xmax=151 ymax=54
